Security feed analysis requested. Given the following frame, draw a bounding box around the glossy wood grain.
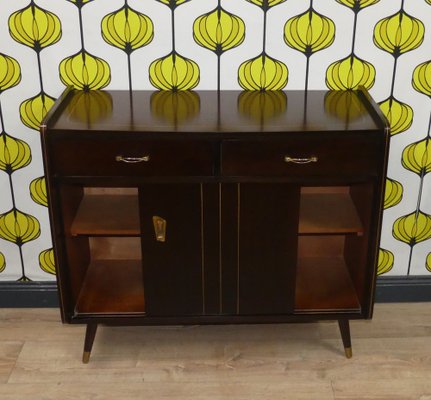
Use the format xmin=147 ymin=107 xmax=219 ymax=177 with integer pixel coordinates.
xmin=42 ymin=88 xmax=389 ymax=361
xmin=48 ymin=89 xmax=384 ymax=134
xmin=75 ymin=260 xmax=145 ymax=315
xmin=70 ymin=194 xmax=140 ymax=236
xmin=236 ymin=183 xmax=299 ymax=315
xmin=139 ymin=184 xmax=204 ymax=316
xmin=299 ymin=193 xmax=363 ymax=235
xmin=49 ymin=139 xmax=215 ymax=177
xmin=221 ymin=135 xmax=380 ymax=178
xmin=295 ymin=257 xmax=360 ymax=313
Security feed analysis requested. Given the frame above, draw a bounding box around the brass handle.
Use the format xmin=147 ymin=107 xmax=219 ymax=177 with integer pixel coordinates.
xmin=152 ymin=216 xmax=166 ymax=242
xmin=115 ymin=155 xmax=150 ymax=163
xmin=284 ymin=156 xmax=318 ymax=164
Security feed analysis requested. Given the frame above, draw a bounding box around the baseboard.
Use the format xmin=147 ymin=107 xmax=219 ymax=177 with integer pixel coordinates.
xmin=374 ymin=276 xmax=431 ymax=303
xmin=0 ymin=281 xmax=59 ymax=307
xmin=0 ymin=277 xmax=430 ymax=307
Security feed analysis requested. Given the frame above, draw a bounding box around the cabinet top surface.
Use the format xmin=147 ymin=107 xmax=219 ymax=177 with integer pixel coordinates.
xmin=47 ymin=89 xmax=386 ymax=135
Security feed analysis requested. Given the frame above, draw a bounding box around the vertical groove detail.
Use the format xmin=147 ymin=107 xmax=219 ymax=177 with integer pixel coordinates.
xmin=219 ymin=183 xmax=222 ymax=313
xmin=200 ymin=183 xmax=205 ymax=314
xmin=237 ymin=183 xmax=240 ymax=315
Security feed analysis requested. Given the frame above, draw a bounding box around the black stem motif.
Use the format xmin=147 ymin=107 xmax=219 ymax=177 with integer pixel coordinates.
xmin=416 ymin=113 xmax=431 ymax=211
xmin=351 ymin=8 xmax=358 ymax=55
xmin=0 ymin=101 xmax=28 ymax=281
xmin=407 ymin=112 xmax=431 ymax=275
xmin=389 ymin=58 xmax=398 ymax=98
xmin=217 ymin=55 xmax=221 ymax=93
xmin=389 ymin=1 xmax=406 ymax=96
xmin=36 ymin=51 xmax=44 ymax=94
xmin=78 ymin=6 xmax=85 ymax=51
xmin=263 ymin=9 xmax=267 ymax=55
xmin=217 ymin=0 xmax=222 ymax=92
xmin=0 ymin=101 xmax=5 ymax=132
xmin=128 ymin=52 xmax=134 ymax=125
xmin=127 ymin=53 xmax=133 ymax=92
xmin=407 ymin=246 xmax=413 ymax=276
xmin=10 ymin=187 xmax=28 ymax=281
xmin=304 ymin=1 xmax=313 ymax=92
xmin=305 ymin=55 xmax=310 ymax=93
xmin=171 ymin=8 xmax=175 ymax=53
xmin=303 ymin=90 xmax=308 ymax=127
xmin=29 ymin=2 xmax=45 ymax=96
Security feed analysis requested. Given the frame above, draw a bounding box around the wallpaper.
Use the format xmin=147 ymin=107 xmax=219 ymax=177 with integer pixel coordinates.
xmin=0 ymin=0 xmax=430 ymax=281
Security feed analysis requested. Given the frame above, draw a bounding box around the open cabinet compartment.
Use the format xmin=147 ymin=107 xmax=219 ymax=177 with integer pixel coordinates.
xmin=70 ymin=187 xmax=140 ymax=236
xmin=295 ymin=185 xmax=373 ymax=314
xmin=59 ymin=186 xmax=146 ymax=317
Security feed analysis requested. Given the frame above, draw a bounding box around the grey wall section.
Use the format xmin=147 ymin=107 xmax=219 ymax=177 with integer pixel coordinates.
xmin=0 ymin=282 xmax=59 ymax=307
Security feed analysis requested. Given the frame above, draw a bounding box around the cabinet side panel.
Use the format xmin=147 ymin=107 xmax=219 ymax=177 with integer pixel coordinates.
xmin=57 ymin=185 xmax=90 ymax=317
xmin=345 ymin=183 xmax=375 ymax=313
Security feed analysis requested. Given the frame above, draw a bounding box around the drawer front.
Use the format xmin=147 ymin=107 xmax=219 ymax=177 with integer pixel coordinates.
xmin=49 ymin=138 xmax=214 ymax=177
xmin=222 ymin=136 xmax=381 ymax=178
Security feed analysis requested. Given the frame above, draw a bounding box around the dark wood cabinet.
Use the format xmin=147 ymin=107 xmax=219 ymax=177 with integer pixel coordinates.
xmin=140 ymin=183 xmax=204 ymax=316
xmin=223 ymin=183 xmax=299 ymax=315
xmin=41 ymin=88 xmax=389 ymax=362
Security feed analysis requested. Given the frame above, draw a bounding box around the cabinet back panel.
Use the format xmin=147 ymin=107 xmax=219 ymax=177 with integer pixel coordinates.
xmin=89 ymin=237 xmax=142 ymax=260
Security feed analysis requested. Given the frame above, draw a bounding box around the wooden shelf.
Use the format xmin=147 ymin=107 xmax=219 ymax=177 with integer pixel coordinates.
xmin=299 ymin=193 xmax=363 ymax=235
xmin=295 ymin=257 xmax=360 ymax=313
xmin=71 ymin=195 xmax=140 ymax=236
xmin=75 ymin=260 xmax=145 ymax=315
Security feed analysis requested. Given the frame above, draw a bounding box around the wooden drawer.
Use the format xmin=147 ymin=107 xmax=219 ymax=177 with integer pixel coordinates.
xmin=221 ymin=135 xmax=381 ymax=178
xmin=49 ymin=138 xmax=214 ymax=177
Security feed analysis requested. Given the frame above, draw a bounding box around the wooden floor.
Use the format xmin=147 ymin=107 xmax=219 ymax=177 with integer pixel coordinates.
xmin=0 ymin=303 xmax=430 ymax=400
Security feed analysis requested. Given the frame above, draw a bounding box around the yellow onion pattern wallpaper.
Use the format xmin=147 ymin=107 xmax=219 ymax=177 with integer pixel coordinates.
xmin=0 ymin=0 xmax=431 ymax=281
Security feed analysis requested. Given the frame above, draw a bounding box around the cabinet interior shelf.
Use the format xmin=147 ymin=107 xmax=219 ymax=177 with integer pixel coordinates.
xmin=70 ymin=194 xmax=140 ymax=236
xmin=71 ymin=191 xmax=363 ymax=237
xmin=299 ymin=193 xmax=363 ymax=235
xmin=75 ymin=259 xmax=145 ymax=315
xmin=295 ymin=257 xmax=360 ymax=313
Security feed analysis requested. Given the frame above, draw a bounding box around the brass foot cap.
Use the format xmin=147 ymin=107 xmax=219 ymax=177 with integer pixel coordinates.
xmin=82 ymin=351 xmax=91 ymax=364
xmin=345 ymin=347 xmax=353 ymax=359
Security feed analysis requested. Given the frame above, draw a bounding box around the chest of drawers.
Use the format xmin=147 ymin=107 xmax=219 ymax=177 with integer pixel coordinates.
xmin=41 ymin=88 xmax=389 ymax=362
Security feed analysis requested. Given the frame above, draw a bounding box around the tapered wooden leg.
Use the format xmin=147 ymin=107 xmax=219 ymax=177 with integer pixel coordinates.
xmin=82 ymin=323 xmax=98 ymax=364
xmin=338 ymin=319 xmax=352 ymax=358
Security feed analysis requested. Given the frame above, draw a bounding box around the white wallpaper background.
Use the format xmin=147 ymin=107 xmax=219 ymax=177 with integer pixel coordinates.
xmin=0 ymin=0 xmax=430 ymax=281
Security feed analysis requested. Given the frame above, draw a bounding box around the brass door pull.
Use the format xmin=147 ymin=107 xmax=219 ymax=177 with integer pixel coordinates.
xmin=284 ymin=156 xmax=318 ymax=164
xmin=115 ymin=155 xmax=150 ymax=163
xmin=153 ymin=216 xmax=167 ymax=242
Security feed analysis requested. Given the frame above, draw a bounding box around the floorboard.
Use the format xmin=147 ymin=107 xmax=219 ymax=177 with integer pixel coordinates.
xmin=0 ymin=303 xmax=430 ymax=399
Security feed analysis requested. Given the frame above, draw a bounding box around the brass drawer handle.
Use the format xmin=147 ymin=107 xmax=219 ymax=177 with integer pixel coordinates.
xmin=115 ymin=155 xmax=150 ymax=163
xmin=284 ymin=156 xmax=318 ymax=164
